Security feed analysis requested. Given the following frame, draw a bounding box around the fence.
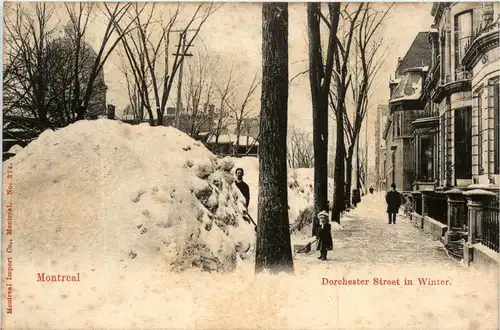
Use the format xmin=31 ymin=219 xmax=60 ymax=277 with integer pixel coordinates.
xmin=425 ymin=192 xmax=448 ymax=225
xmin=481 ymin=199 xmax=499 ymax=252
xmin=413 ymin=194 xmax=422 ymax=215
xmin=449 ymin=198 xmax=468 ymax=231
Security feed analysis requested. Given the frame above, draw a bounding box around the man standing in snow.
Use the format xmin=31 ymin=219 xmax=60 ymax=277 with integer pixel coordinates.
xmin=386 ymin=183 xmax=402 ymax=224
xmin=235 ymin=168 xmax=250 ymax=209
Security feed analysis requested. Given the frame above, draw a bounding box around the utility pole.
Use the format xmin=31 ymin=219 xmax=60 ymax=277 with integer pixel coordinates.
xmin=172 ymin=30 xmax=195 ymax=128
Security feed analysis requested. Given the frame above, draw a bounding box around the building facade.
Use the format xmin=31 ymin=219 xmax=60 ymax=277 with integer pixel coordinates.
xmin=374 ymin=105 xmax=388 ymax=191
xmin=383 ymin=32 xmax=432 ymax=193
xmin=410 ymin=2 xmax=499 ymax=191
xmin=403 ymin=2 xmax=499 ymax=263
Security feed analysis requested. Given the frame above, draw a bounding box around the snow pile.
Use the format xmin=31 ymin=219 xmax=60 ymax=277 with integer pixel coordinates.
xmin=7 ymin=120 xmax=255 ymax=273
xmin=232 ymin=157 xmax=333 ymax=225
xmin=7 ymin=144 xmax=23 ymax=154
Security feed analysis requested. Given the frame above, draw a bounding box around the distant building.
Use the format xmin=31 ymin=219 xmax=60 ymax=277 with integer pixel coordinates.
xmin=375 ymin=104 xmax=388 ymax=190
xmin=204 ymin=133 xmax=259 ymax=157
xmin=164 ymin=104 xmax=215 ymax=137
xmin=383 ymin=32 xmax=432 ymax=192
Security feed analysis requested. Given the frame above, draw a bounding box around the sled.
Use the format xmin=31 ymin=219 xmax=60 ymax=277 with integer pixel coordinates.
xmin=293 ymin=239 xmax=317 ymax=258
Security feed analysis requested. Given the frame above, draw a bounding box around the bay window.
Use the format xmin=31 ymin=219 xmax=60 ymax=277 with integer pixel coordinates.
xmin=454 ymin=11 xmax=473 ymax=74
xmin=455 ymin=107 xmax=472 ymax=179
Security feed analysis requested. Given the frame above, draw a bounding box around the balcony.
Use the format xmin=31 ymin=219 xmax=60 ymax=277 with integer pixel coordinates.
xmin=431 ymin=69 xmax=472 ymax=103
xmin=455 ymin=68 xmax=473 ymax=81
xmin=462 ymin=20 xmax=500 ymax=69
xmin=424 ymin=60 xmax=441 ymax=91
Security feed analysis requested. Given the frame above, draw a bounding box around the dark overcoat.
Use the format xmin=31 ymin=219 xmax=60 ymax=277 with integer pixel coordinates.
xmin=316 ymin=223 xmax=333 ymax=251
xmin=386 ymin=190 xmax=402 ymax=213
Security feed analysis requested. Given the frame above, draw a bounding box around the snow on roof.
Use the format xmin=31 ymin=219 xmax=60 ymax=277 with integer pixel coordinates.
xmin=206 ymin=134 xmax=259 ymax=146
xmin=390 ymin=71 xmax=423 ymax=102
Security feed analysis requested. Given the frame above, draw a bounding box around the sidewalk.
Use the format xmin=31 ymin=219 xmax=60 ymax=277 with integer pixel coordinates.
xmin=297 ymin=194 xmax=458 ymax=267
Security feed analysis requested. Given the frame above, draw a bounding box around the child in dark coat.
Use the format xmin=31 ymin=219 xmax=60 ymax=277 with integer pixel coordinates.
xmin=316 ymin=211 xmax=333 ymax=260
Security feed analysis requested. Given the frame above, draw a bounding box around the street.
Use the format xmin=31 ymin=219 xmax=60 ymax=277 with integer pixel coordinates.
xmin=295 ymin=194 xmax=458 ymax=267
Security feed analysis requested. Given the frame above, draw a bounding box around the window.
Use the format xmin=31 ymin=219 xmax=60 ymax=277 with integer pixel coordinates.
xmin=393 ymin=112 xmax=403 ymax=137
xmin=420 ymin=136 xmax=434 ymax=181
xmin=392 ymin=151 xmax=396 ymax=184
xmin=440 ymin=115 xmax=446 ymax=184
xmin=454 ymin=11 xmax=473 ymax=72
xmin=455 ymin=107 xmax=472 ymax=179
xmin=494 ymin=83 xmax=499 ymax=174
xmin=478 ymin=91 xmax=483 ymax=174
xmin=440 ymin=32 xmax=445 ymax=83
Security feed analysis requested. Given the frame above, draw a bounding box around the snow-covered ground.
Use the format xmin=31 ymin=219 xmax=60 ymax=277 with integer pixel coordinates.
xmin=2 ymin=120 xmax=497 ymax=329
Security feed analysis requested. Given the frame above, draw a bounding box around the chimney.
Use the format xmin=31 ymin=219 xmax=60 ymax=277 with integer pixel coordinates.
xmin=107 ymin=104 xmax=116 ymax=120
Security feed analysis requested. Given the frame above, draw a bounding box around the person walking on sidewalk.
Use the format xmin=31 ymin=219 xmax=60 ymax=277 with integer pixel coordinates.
xmin=386 ymin=183 xmax=402 ymax=224
xmin=316 ymin=211 xmax=333 ymax=260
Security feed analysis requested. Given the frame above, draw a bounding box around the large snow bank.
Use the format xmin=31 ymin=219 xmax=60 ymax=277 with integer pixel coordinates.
xmin=6 ymin=119 xmax=255 ymax=273
xmin=8 ymin=144 xmax=23 ymax=154
xmin=232 ymin=157 xmax=333 ymax=225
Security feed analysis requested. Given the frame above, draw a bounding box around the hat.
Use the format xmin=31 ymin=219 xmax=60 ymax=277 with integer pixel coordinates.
xmin=317 ymin=211 xmax=329 ymax=218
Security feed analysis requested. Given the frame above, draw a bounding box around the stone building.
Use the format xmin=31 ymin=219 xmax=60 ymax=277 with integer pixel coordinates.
xmin=383 ymin=32 xmax=432 ymax=193
xmin=461 ymin=3 xmax=500 ymax=186
xmin=412 ymin=2 xmax=499 ymax=190
xmin=374 ymin=104 xmax=388 ymax=190
xmin=407 ymin=2 xmax=499 ymax=267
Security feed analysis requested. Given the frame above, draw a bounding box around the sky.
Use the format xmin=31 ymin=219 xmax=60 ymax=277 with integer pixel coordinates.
xmin=99 ymin=3 xmax=434 ymax=134
xmin=101 ymin=2 xmax=433 ymax=172
xmin=5 ymin=2 xmax=435 ymax=172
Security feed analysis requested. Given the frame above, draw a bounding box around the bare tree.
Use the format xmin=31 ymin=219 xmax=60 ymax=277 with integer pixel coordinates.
xmin=307 ymin=3 xmax=341 ymax=234
xmin=3 ymin=3 xmax=61 ymax=124
xmin=183 ymin=52 xmax=217 ymax=137
xmin=63 ymin=3 xmax=139 ymax=121
xmin=118 ymin=52 xmax=147 ymax=122
xmin=287 ymin=126 xmax=314 ymax=168
xmin=256 ymin=2 xmax=293 ymax=275
xmin=115 ymin=3 xmax=218 ymax=126
xmin=4 ymin=3 xmax=125 ymax=127
xmin=326 ymin=4 xmax=364 ymax=222
xmin=330 ymin=3 xmax=392 ymax=209
xmin=224 ymin=74 xmax=260 ymax=156
xmin=210 ymin=65 xmax=236 ymax=152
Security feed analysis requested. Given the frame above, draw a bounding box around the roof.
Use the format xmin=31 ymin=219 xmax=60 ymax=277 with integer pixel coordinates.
xmin=205 ymin=134 xmax=259 ymax=147
xmin=396 ymin=32 xmax=432 ymax=77
xmin=390 ymin=71 xmax=423 ymax=103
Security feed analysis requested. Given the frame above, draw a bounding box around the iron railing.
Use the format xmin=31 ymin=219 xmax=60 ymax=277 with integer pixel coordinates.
xmin=481 ymin=199 xmax=499 ymax=252
xmin=414 ymin=194 xmax=422 ymax=215
xmin=464 ymin=20 xmax=500 ymax=55
xmin=455 ymin=69 xmax=473 ymax=81
xmin=449 ymin=198 xmax=468 ymax=231
xmin=425 ymin=192 xmax=448 ymax=225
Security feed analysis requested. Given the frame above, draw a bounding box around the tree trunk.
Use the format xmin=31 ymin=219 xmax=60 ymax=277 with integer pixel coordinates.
xmin=255 ymin=2 xmax=293 ymax=275
xmin=345 ymin=152 xmax=354 ymax=209
xmin=307 ymin=3 xmax=330 ymax=236
xmin=332 ymin=95 xmax=345 ymax=223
